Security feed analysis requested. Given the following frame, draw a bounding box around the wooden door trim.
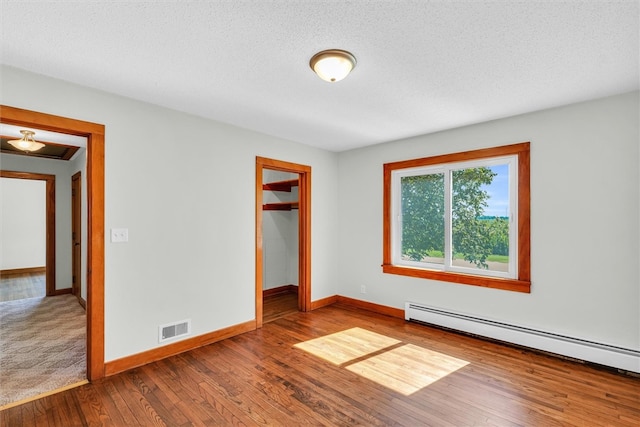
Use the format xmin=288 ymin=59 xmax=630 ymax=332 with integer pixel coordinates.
xmin=0 ymin=170 xmax=56 ymax=295
xmin=256 ymin=156 xmax=311 ymax=329
xmin=0 ymin=105 xmax=105 ymax=381
xmin=71 ymin=171 xmax=82 ymax=304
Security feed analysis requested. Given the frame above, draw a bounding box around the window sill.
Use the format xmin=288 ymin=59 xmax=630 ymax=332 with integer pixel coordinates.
xmin=382 ymin=264 xmax=531 ymax=293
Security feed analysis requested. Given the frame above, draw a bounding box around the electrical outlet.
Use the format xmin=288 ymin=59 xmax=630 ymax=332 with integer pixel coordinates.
xmin=111 ymin=228 xmax=129 ymax=243
xmin=360 ymin=285 xmax=366 ymax=294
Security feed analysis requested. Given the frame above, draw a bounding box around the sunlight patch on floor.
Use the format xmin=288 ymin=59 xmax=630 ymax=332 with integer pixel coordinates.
xmin=293 ymin=327 xmax=400 ymax=364
xmin=295 ymin=328 xmax=469 ymax=395
xmin=346 ymin=343 xmax=469 ymax=395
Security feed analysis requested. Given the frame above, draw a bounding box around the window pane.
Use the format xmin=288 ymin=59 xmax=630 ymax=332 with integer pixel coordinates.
xmin=451 ymin=165 xmax=509 ymax=272
xmin=401 ymin=173 xmax=445 ymax=264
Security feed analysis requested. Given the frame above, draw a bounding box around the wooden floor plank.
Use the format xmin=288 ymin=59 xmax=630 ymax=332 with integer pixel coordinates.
xmin=186 ymin=351 xmax=299 ymax=426
xmin=263 ymin=290 xmax=298 ymax=324
xmin=191 ymin=347 xmax=327 ymax=425
xmin=244 ymin=327 xmax=437 ymax=425
xmin=2 ymin=303 xmax=639 ymax=426
xmin=145 ymin=358 xmax=227 ymax=426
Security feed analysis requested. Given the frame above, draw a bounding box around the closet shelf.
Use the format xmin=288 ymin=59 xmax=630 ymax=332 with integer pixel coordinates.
xmin=263 ymin=202 xmax=299 ymax=211
xmin=262 ymin=179 xmax=298 ymax=192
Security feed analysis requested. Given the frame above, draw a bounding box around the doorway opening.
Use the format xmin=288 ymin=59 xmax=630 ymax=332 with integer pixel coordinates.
xmin=0 ymin=172 xmax=55 ymax=298
xmin=71 ymin=171 xmax=83 ymax=307
xmin=255 ymin=157 xmax=311 ymax=328
xmin=0 ymin=105 xmax=105 ymax=382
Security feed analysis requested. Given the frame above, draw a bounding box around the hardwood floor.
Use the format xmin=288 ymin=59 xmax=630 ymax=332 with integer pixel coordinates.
xmin=0 ymin=272 xmax=45 ymax=302
xmin=263 ymin=290 xmax=298 ymax=324
xmin=1 ymin=303 xmax=638 ymax=426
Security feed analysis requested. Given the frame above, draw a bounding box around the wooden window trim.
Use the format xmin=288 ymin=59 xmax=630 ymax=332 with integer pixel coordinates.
xmin=382 ymin=142 xmax=531 ymax=293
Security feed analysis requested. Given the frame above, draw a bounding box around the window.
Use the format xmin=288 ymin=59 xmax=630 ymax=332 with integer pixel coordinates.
xmin=383 ymin=143 xmax=530 ymax=293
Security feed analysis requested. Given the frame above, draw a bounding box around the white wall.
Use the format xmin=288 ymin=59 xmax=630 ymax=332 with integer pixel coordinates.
xmin=0 ymin=154 xmax=76 ymax=290
xmin=337 ymin=91 xmax=640 ymax=351
xmin=0 ymin=178 xmax=46 ymax=270
xmin=0 ymin=65 xmax=340 ymax=362
xmin=262 ymin=170 xmax=299 ymax=290
xmin=4 ymin=64 xmax=635 ymax=362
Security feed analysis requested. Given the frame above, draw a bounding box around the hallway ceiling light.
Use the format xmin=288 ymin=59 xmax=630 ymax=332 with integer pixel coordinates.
xmin=8 ymin=130 xmax=45 ymax=152
xmin=309 ymin=49 xmax=356 ymax=83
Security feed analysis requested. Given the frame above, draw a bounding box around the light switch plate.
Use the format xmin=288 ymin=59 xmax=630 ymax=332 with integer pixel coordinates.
xmin=111 ymin=228 xmax=129 ymax=243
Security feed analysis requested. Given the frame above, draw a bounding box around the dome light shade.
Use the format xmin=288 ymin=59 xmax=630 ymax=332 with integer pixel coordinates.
xmin=310 ymin=49 xmax=356 ymax=82
xmin=7 ymin=130 xmax=45 ymax=152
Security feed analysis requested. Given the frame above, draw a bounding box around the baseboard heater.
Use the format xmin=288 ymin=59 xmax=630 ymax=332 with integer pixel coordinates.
xmin=405 ymin=302 xmax=640 ymax=373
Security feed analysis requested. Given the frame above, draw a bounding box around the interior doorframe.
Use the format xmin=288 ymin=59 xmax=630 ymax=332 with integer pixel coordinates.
xmin=256 ymin=156 xmax=311 ymax=329
xmin=0 ymin=170 xmax=56 ymax=295
xmin=0 ymin=105 xmax=105 ymax=381
xmin=71 ymin=171 xmax=83 ymax=305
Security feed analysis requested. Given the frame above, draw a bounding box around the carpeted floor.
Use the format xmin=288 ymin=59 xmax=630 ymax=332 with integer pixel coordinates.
xmin=0 ymin=294 xmax=86 ymax=407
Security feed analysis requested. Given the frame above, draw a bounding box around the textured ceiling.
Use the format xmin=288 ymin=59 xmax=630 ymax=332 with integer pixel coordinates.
xmin=1 ymin=1 xmax=638 ymax=152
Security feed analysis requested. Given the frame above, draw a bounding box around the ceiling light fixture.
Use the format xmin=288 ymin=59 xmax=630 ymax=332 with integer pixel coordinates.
xmin=7 ymin=130 xmax=45 ymax=152
xmin=309 ymin=49 xmax=356 ymax=83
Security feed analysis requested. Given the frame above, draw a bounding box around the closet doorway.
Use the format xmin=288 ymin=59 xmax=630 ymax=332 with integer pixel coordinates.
xmin=255 ymin=157 xmax=310 ymax=328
